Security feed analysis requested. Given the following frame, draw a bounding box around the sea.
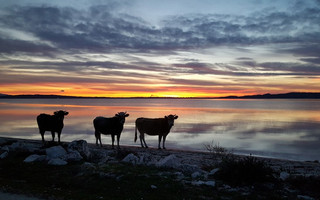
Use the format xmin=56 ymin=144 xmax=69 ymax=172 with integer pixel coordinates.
xmin=0 ymin=98 xmax=319 ymax=161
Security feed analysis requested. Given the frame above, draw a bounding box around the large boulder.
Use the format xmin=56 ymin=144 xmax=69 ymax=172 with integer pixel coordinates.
xmin=89 ymin=149 xmax=108 ymax=163
xmin=48 ymin=158 xmax=68 ymax=166
xmin=156 ymin=154 xmax=180 ymax=168
xmin=64 ymin=150 xmax=83 ymax=162
xmin=0 ymin=151 xmax=8 ymax=159
xmin=46 ymin=146 xmax=67 ymax=159
xmin=67 ymin=140 xmax=91 ymax=159
xmin=24 ymin=154 xmax=46 ymax=163
xmin=137 ymin=153 xmax=158 ymax=166
xmin=122 ymin=153 xmax=139 ymax=165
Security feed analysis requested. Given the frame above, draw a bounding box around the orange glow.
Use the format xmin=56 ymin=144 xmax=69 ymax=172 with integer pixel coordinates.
xmin=1 ymin=78 xmax=319 ymax=98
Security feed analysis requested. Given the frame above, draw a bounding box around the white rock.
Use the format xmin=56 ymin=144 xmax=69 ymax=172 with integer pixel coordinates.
xmin=68 ymin=140 xmax=91 ymax=159
xmin=191 ymin=180 xmax=216 ymax=187
xmin=180 ymin=164 xmax=201 ymax=173
xmin=1 ymin=146 xmax=9 ymax=152
xmin=280 ymin=171 xmax=290 ymax=181
xmin=156 ymin=154 xmax=180 ymax=168
xmin=191 ymin=171 xmax=202 ymax=179
xmin=137 ymin=153 xmax=158 ymax=166
xmin=64 ymin=150 xmax=83 ymax=162
xmin=122 ymin=153 xmax=139 ymax=165
xmin=48 ymin=158 xmax=68 ymax=166
xmin=24 ymin=154 xmax=46 ymax=163
xmin=0 ymin=151 xmax=8 ymax=159
xmin=297 ymin=195 xmax=315 ymax=200
xmin=209 ymin=168 xmax=220 ymax=175
xmin=46 ymin=146 xmax=67 ymax=159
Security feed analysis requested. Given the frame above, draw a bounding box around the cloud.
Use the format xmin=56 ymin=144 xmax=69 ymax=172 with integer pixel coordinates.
xmin=1 ymin=2 xmax=319 ymax=55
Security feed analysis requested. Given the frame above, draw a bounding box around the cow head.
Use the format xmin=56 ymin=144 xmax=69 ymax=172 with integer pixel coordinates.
xmin=165 ymin=114 xmax=178 ymax=127
xmin=115 ymin=111 xmax=130 ymax=124
xmin=54 ymin=110 xmax=69 ymax=120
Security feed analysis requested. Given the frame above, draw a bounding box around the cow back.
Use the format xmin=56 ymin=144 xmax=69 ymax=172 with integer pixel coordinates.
xmin=37 ymin=114 xmax=63 ymax=131
xmin=136 ymin=118 xmax=171 ymax=135
xmin=93 ymin=116 xmax=123 ymax=135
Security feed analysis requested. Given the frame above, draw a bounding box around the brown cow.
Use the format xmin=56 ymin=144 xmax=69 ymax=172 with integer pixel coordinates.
xmin=36 ymin=110 xmax=69 ymax=144
xmin=93 ymin=112 xmax=129 ymax=149
xmin=134 ymin=114 xmax=178 ymax=149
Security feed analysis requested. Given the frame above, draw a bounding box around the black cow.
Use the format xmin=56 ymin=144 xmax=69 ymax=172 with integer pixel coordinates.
xmin=93 ymin=112 xmax=129 ymax=149
xmin=36 ymin=110 xmax=69 ymax=144
xmin=135 ymin=114 xmax=178 ymax=149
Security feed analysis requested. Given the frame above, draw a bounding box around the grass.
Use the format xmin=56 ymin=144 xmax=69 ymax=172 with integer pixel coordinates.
xmin=0 ymin=151 xmax=223 ymax=200
xmin=214 ymin=155 xmax=275 ymax=186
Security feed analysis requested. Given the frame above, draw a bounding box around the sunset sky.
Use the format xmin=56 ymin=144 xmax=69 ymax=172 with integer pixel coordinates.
xmin=0 ymin=0 xmax=319 ymax=97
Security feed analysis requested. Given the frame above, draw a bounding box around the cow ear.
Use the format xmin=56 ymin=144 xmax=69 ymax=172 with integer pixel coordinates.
xmin=165 ymin=116 xmax=168 ymax=119
xmin=54 ymin=111 xmax=58 ymax=115
xmin=65 ymin=111 xmax=69 ymax=115
xmin=125 ymin=114 xmax=129 ymax=117
xmin=174 ymin=115 xmax=178 ymax=119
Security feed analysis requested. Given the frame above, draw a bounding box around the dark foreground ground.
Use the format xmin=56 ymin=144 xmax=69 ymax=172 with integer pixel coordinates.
xmin=1 ymin=137 xmax=320 ymax=200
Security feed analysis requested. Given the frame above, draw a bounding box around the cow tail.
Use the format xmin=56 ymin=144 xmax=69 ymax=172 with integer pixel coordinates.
xmin=134 ymin=125 xmax=137 ymax=142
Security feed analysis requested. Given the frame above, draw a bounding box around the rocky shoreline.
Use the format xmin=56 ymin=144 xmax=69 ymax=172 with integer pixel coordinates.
xmin=1 ymin=137 xmax=320 ymax=199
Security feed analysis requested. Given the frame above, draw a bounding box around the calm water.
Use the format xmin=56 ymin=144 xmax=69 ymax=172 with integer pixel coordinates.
xmin=0 ymin=98 xmax=319 ymax=161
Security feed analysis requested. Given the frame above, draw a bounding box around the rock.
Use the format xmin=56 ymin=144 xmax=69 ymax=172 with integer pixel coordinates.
xmin=191 ymin=171 xmax=202 ymax=179
xmin=209 ymin=168 xmax=220 ymax=175
xmin=122 ymin=153 xmax=139 ymax=165
xmin=1 ymin=146 xmax=9 ymax=152
xmin=24 ymin=154 xmax=46 ymax=163
xmin=156 ymin=154 xmax=180 ymax=168
xmin=280 ymin=171 xmax=290 ymax=181
xmin=64 ymin=150 xmax=83 ymax=162
xmin=191 ymin=180 xmax=216 ymax=187
xmin=48 ymin=158 xmax=68 ymax=166
xmin=137 ymin=154 xmax=158 ymax=166
xmin=297 ymin=195 xmax=315 ymax=200
xmin=151 ymin=185 xmax=157 ymax=189
xmin=67 ymin=140 xmax=91 ymax=159
xmin=0 ymin=151 xmax=8 ymax=159
xmin=90 ymin=149 xmax=108 ymax=163
xmin=180 ymin=164 xmax=201 ymax=174
xmin=81 ymin=162 xmax=97 ymax=171
xmin=46 ymin=146 xmax=67 ymax=159
xmin=8 ymin=142 xmax=40 ymax=153
xmin=174 ymin=172 xmax=185 ymax=181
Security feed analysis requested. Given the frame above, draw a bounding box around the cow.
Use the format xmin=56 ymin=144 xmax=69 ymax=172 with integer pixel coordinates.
xmin=36 ymin=110 xmax=69 ymax=144
xmin=134 ymin=114 xmax=178 ymax=149
xmin=93 ymin=112 xmax=129 ymax=149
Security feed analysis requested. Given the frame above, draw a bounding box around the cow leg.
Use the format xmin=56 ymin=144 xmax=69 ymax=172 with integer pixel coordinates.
xmin=57 ymin=131 xmax=61 ymax=144
xmin=162 ymin=135 xmax=167 ymax=149
xmin=95 ymin=130 xmax=102 ymax=147
xmin=98 ymin=135 xmax=102 ymax=147
xmin=51 ymin=131 xmax=55 ymax=142
xmin=116 ymin=134 xmax=120 ymax=149
xmin=111 ymin=134 xmax=115 ymax=149
xmin=158 ymin=135 xmax=162 ymax=149
xmin=140 ymin=134 xmax=148 ymax=148
xmin=40 ymin=131 xmax=45 ymax=144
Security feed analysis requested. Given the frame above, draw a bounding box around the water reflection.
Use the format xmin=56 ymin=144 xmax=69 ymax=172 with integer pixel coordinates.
xmin=0 ymin=99 xmax=319 ymax=161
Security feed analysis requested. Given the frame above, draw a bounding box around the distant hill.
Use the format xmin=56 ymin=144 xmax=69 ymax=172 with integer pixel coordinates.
xmin=0 ymin=92 xmax=319 ymax=99
xmin=222 ymin=92 xmax=320 ymax=99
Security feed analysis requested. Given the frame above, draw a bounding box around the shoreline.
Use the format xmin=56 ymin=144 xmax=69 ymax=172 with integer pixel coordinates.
xmin=1 ymin=136 xmax=320 ymax=199
xmin=1 ymin=136 xmax=320 ymax=176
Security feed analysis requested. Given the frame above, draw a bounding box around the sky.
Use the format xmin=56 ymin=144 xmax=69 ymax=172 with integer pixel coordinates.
xmin=0 ymin=0 xmax=319 ymax=97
